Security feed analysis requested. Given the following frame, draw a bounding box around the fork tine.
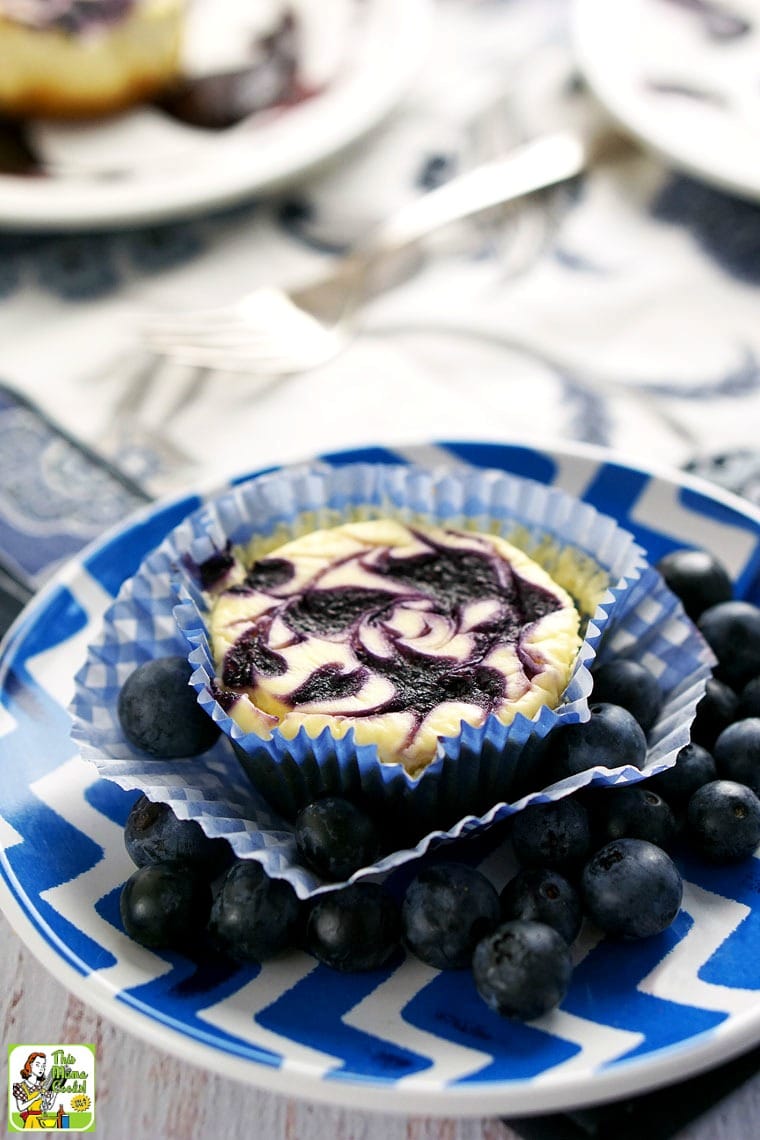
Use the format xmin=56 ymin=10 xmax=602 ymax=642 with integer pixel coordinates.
xmin=154 ymin=346 xmax=324 ymax=374
xmin=154 ymin=327 xmax=345 ymax=373
xmin=140 ymin=298 xmax=278 ymax=343
xmin=141 ymin=297 xmax=255 ymax=329
xmin=142 ymin=286 xmax=308 ymax=337
xmin=145 ymin=319 xmax=323 ymax=351
xmin=145 ymin=324 xmax=274 ymax=349
xmin=143 ymin=303 xmax=256 ymax=325
xmin=142 ymin=285 xmax=332 ymax=352
xmin=146 ymin=285 xmax=340 ymax=360
xmin=141 ymin=312 xmax=254 ymax=340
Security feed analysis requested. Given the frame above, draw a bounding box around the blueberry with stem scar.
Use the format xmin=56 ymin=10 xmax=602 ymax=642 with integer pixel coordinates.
xmin=472 ymin=920 xmax=573 ymax=1020
xmin=581 ymin=838 xmax=683 ymax=940
xmin=687 ymin=780 xmax=760 ymax=861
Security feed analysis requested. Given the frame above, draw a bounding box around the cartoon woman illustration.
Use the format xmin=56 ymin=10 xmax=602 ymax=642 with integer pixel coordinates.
xmin=12 ymin=1052 xmax=56 ymax=1129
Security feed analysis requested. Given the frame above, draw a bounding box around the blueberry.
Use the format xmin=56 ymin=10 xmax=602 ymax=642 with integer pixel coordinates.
xmin=592 ymin=786 xmax=676 ymax=849
xmin=550 ymin=703 xmax=648 ymax=778
xmin=401 ymin=862 xmax=501 ymax=969
xmin=581 ymin=838 xmax=683 ymax=939
xmin=737 ymin=676 xmax=760 ymax=719
xmin=124 ymin=795 xmax=233 ymax=876
xmin=0 ymin=123 xmax=39 ymax=179
xmin=294 ymin=797 xmax=381 ymax=881
xmin=656 ymin=548 xmax=733 ymax=621
xmin=697 ymin=601 xmax=760 ymax=691
xmin=36 ymin=235 xmax=120 ymax=300
xmin=685 ymin=447 xmax=760 ymax=505
xmin=712 ymin=718 xmax=760 ymax=795
xmin=120 ymin=862 xmax=212 ymax=950
xmin=208 ymin=860 xmax=300 ymax=962
xmin=417 ymin=152 xmax=457 ymax=191
xmin=53 ymin=0 xmax=134 ymax=31
xmin=0 ymin=251 xmax=19 ymax=296
xmin=500 ymin=868 xmax=583 ymax=946
xmin=653 ymin=178 xmax=760 ymax=286
xmin=472 ymin=920 xmax=573 ymax=1020
xmin=159 ymin=52 xmax=297 ymax=130
xmin=648 ymin=743 xmax=717 ymax=807
xmin=510 ymin=797 xmax=591 ymax=872
xmin=687 ymin=780 xmax=760 ymax=861
xmin=691 ymin=676 xmax=740 ymax=748
xmin=591 ymin=659 xmax=663 ymax=733
xmin=305 ymin=883 xmax=401 ymax=972
xmin=117 ymin=656 xmax=220 ymax=758
xmin=125 ymin=223 xmax=203 ymax=273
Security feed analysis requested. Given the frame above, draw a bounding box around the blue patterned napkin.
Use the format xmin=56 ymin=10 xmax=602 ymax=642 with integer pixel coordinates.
xmin=1 ymin=2 xmax=760 ymax=501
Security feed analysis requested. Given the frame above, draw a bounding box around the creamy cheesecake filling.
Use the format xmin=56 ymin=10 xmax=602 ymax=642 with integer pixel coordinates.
xmin=206 ymin=520 xmax=582 ymax=775
xmin=0 ymin=0 xmax=184 ymax=119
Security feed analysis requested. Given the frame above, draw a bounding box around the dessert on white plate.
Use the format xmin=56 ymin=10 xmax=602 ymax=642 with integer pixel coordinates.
xmin=0 ymin=0 xmax=347 ymax=125
xmin=0 ymin=0 xmax=429 ymax=229
xmin=2 ymin=0 xmax=338 ymax=178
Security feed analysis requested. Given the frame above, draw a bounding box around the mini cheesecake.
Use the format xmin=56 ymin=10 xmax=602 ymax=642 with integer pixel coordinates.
xmin=207 ymin=519 xmax=582 ymax=776
xmin=0 ymin=0 xmax=184 ymax=119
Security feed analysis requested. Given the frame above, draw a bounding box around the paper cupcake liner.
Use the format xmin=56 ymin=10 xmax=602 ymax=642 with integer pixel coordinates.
xmin=70 ymin=461 xmax=713 ymax=899
xmin=174 ymin=463 xmax=643 ymax=819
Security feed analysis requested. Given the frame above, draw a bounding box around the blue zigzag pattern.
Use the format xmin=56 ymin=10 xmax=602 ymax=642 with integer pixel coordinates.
xmin=0 ymin=441 xmax=759 ymax=1099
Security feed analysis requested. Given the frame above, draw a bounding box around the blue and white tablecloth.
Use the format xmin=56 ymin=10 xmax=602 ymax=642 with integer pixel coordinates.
xmin=1 ymin=0 xmax=759 ymax=513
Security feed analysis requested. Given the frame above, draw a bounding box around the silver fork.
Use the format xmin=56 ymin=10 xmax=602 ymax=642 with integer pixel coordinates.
xmin=143 ymin=126 xmax=624 ymax=376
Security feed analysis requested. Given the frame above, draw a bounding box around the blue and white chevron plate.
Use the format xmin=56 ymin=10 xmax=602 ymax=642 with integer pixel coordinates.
xmin=1 ymin=439 xmax=759 ymax=1117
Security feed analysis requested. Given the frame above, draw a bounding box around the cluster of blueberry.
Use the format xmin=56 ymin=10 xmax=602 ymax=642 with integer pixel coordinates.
xmin=115 ymin=547 xmax=760 ymax=1020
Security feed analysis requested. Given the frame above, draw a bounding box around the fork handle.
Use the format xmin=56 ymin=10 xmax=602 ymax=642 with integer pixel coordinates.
xmin=366 ymin=129 xmax=590 ymax=256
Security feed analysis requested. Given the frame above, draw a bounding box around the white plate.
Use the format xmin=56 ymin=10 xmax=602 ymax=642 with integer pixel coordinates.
xmin=1 ymin=439 xmax=759 ymax=1118
xmin=0 ymin=0 xmax=432 ymax=230
xmin=573 ymin=0 xmax=760 ymax=201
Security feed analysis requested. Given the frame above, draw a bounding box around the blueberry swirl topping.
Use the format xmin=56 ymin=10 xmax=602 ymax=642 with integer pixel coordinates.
xmin=209 ymin=520 xmax=582 ymax=773
xmin=0 ymin=0 xmax=136 ymax=32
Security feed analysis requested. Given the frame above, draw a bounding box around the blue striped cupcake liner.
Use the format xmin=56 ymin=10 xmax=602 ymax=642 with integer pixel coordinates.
xmin=71 ymin=462 xmax=713 ymax=898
